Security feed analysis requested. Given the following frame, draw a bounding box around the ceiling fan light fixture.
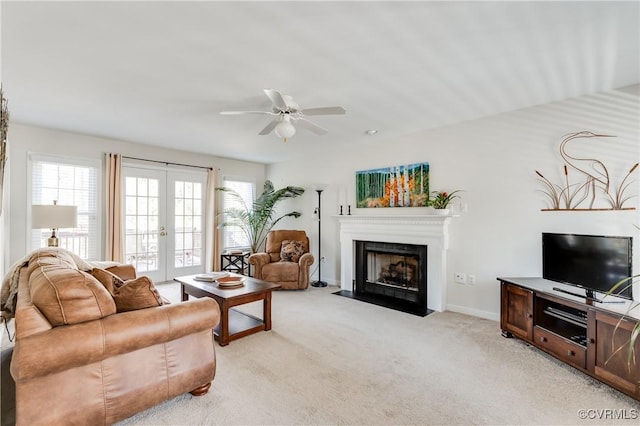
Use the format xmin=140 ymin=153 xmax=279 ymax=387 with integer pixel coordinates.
xmin=275 ymin=117 xmax=296 ymax=140
xmin=220 ymin=89 xmax=343 ymax=140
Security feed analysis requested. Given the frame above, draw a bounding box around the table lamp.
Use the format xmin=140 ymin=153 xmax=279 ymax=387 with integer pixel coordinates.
xmin=32 ymin=201 xmax=78 ymax=247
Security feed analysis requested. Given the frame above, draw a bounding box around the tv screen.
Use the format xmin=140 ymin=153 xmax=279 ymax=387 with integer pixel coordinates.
xmin=542 ymin=233 xmax=633 ymax=300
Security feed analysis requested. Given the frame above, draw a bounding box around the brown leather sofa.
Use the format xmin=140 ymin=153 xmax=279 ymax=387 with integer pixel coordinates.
xmin=249 ymin=230 xmax=314 ymax=290
xmin=9 ymin=249 xmax=220 ymax=425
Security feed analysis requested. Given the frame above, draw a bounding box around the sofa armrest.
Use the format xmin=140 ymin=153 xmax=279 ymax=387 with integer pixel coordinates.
xmin=298 ymin=253 xmax=315 ymax=289
xmin=299 ymin=252 xmax=314 ymax=269
xmin=249 ymin=253 xmax=271 ymax=279
xmin=11 ymin=297 xmax=220 ymax=381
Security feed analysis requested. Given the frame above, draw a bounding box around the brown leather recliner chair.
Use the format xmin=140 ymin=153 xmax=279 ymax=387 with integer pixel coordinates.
xmin=249 ymin=230 xmax=314 ymax=290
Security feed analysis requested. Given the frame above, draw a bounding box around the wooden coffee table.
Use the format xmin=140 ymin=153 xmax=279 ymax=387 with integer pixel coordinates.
xmin=174 ymin=273 xmax=280 ymax=346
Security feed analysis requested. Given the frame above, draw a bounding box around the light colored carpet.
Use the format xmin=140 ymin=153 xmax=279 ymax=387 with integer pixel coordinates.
xmin=112 ymin=283 xmax=639 ymax=425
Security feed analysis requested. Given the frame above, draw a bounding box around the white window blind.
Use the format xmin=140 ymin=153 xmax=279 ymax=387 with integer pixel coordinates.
xmin=30 ymin=153 xmax=100 ymax=260
xmin=222 ymin=177 xmax=254 ymax=250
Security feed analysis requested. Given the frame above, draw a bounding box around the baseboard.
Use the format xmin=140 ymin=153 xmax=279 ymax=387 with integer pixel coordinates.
xmin=446 ymin=304 xmax=499 ymax=322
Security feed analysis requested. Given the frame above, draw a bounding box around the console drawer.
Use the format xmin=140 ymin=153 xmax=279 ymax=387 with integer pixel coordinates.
xmin=534 ymin=326 xmax=586 ymax=369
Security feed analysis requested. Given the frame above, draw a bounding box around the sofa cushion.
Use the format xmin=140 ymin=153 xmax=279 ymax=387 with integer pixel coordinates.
xmin=26 ymin=249 xmax=78 ymax=277
xmin=263 ymin=261 xmax=299 ymax=283
xmin=28 ymin=248 xmax=78 ymax=267
xmin=112 ymin=276 xmax=164 ymax=312
xmin=29 ymin=266 xmax=116 ymax=326
xmin=280 ymin=240 xmax=306 ymax=263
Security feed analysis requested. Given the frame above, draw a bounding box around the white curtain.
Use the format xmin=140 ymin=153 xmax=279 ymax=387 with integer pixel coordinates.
xmin=105 ymin=153 xmax=123 ymax=262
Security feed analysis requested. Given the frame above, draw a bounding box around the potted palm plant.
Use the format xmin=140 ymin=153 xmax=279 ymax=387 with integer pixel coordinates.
xmin=217 ymin=180 xmax=305 ymax=252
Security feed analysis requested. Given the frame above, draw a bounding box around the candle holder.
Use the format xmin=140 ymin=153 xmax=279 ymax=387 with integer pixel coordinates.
xmin=339 ymin=205 xmax=343 ymax=215
xmin=348 ymin=205 xmax=351 ymax=215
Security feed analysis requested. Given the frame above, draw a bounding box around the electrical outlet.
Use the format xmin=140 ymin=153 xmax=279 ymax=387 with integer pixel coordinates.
xmin=468 ymin=274 xmax=476 ymax=285
xmin=454 ymin=272 xmax=466 ymax=284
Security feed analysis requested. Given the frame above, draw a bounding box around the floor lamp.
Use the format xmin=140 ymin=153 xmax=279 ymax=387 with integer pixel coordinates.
xmin=311 ymin=185 xmax=327 ymax=287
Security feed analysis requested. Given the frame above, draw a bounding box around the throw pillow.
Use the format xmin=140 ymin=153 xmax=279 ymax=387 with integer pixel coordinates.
xmin=112 ymin=276 xmax=164 ymax=312
xmin=90 ymin=268 xmax=125 ymax=295
xmin=280 ymin=240 xmax=305 ymax=263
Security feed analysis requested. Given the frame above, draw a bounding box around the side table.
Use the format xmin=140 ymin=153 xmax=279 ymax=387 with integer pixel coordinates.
xmin=221 ymin=251 xmax=250 ymax=276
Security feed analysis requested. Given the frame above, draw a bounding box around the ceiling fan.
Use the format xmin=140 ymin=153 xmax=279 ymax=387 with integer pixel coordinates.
xmin=220 ymin=89 xmax=346 ymax=142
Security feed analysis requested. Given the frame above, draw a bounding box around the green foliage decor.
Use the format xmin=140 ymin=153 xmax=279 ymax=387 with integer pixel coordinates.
xmin=607 ymin=226 xmax=640 ymax=371
xmin=217 ymin=180 xmax=305 ymax=252
xmin=429 ymin=190 xmax=461 ymax=209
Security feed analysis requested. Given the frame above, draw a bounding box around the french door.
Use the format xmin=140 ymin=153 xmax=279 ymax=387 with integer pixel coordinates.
xmin=123 ymin=166 xmax=206 ymax=282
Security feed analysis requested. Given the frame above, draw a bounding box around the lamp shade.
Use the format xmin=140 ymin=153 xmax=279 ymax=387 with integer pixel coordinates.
xmin=32 ymin=204 xmax=78 ymax=229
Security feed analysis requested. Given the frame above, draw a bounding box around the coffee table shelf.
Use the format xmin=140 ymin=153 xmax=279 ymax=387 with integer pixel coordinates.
xmin=216 ymin=309 xmax=264 ymax=343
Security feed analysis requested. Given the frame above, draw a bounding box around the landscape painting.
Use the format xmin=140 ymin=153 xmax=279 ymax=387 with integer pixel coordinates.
xmin=356 ymin=163 xmax=430 ymax=208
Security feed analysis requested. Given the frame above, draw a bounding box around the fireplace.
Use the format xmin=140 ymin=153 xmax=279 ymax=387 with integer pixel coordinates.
xmin=337 ymin=215 xmax=451 ymax=313
xmin=355 ymin=241 xmax=428 ymax=315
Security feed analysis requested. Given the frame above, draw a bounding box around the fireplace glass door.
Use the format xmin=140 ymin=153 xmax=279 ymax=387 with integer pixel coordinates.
xmin=367 ymin=252 xmax=419 ymax=292
xmin=355 ymin=241 xmax=428 ymax=315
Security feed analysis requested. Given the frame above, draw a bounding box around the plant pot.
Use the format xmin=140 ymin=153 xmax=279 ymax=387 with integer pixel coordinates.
xmin=433 ymin=208 xmax=450 ymax=215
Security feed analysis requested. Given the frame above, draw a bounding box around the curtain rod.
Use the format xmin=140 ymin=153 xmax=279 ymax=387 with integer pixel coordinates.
xmin=122 ymin=156 xmax=213 ymax=171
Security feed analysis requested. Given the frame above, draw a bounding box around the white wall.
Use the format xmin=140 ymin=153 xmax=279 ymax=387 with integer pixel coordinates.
xmin=4 ymin=123 xmax=266 ymax=268
xmin=267 ymin=86 xmax=640 ymax=320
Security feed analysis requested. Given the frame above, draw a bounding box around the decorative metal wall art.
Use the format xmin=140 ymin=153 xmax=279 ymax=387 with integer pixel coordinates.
xmin=536 ymin=131 xmax=638 ymax=211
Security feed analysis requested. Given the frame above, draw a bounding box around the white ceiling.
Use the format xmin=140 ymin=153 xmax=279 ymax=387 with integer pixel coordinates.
xmin=2 ymin=1 xmax=639 ymax=164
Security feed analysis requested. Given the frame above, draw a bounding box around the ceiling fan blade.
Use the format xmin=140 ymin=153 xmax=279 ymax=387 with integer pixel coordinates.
xmin=258 ymin=118 xmax=279 ymax=135
xmin=263 ymin=89 xmax=288 ymax=111
xmin=301 ymin=106 xmax=346 ymax=116
xmin=220 ymin=110 xmax=274 ymax=115
xmin=295 ymin=117 xmax=328 ymax=135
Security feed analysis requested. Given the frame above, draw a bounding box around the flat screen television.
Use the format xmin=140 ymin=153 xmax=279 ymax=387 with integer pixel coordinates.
xmin=542 ymin=233 xmax=633 ymax=301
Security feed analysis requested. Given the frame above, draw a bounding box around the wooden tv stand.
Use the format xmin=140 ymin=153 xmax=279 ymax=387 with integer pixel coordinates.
xmin=499 ymin=277 xmax=640 ymax=401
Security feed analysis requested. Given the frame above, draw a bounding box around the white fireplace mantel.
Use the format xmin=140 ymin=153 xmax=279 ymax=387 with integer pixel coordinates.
xmin=336 ymin=215 xmax=452 ymax=312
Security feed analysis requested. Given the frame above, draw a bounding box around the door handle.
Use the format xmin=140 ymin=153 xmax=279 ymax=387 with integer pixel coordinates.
xmin=160 ymin=232 xmax=166 ymax=236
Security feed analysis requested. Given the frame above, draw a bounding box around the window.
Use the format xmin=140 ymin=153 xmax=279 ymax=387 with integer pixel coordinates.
xmin=30 ymin=153 xmax=100 ymax=260
xmin=221 ymin=177 xmax=254 ymax=250
xmin=174 ymin=179 xmax=203 ymax=268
